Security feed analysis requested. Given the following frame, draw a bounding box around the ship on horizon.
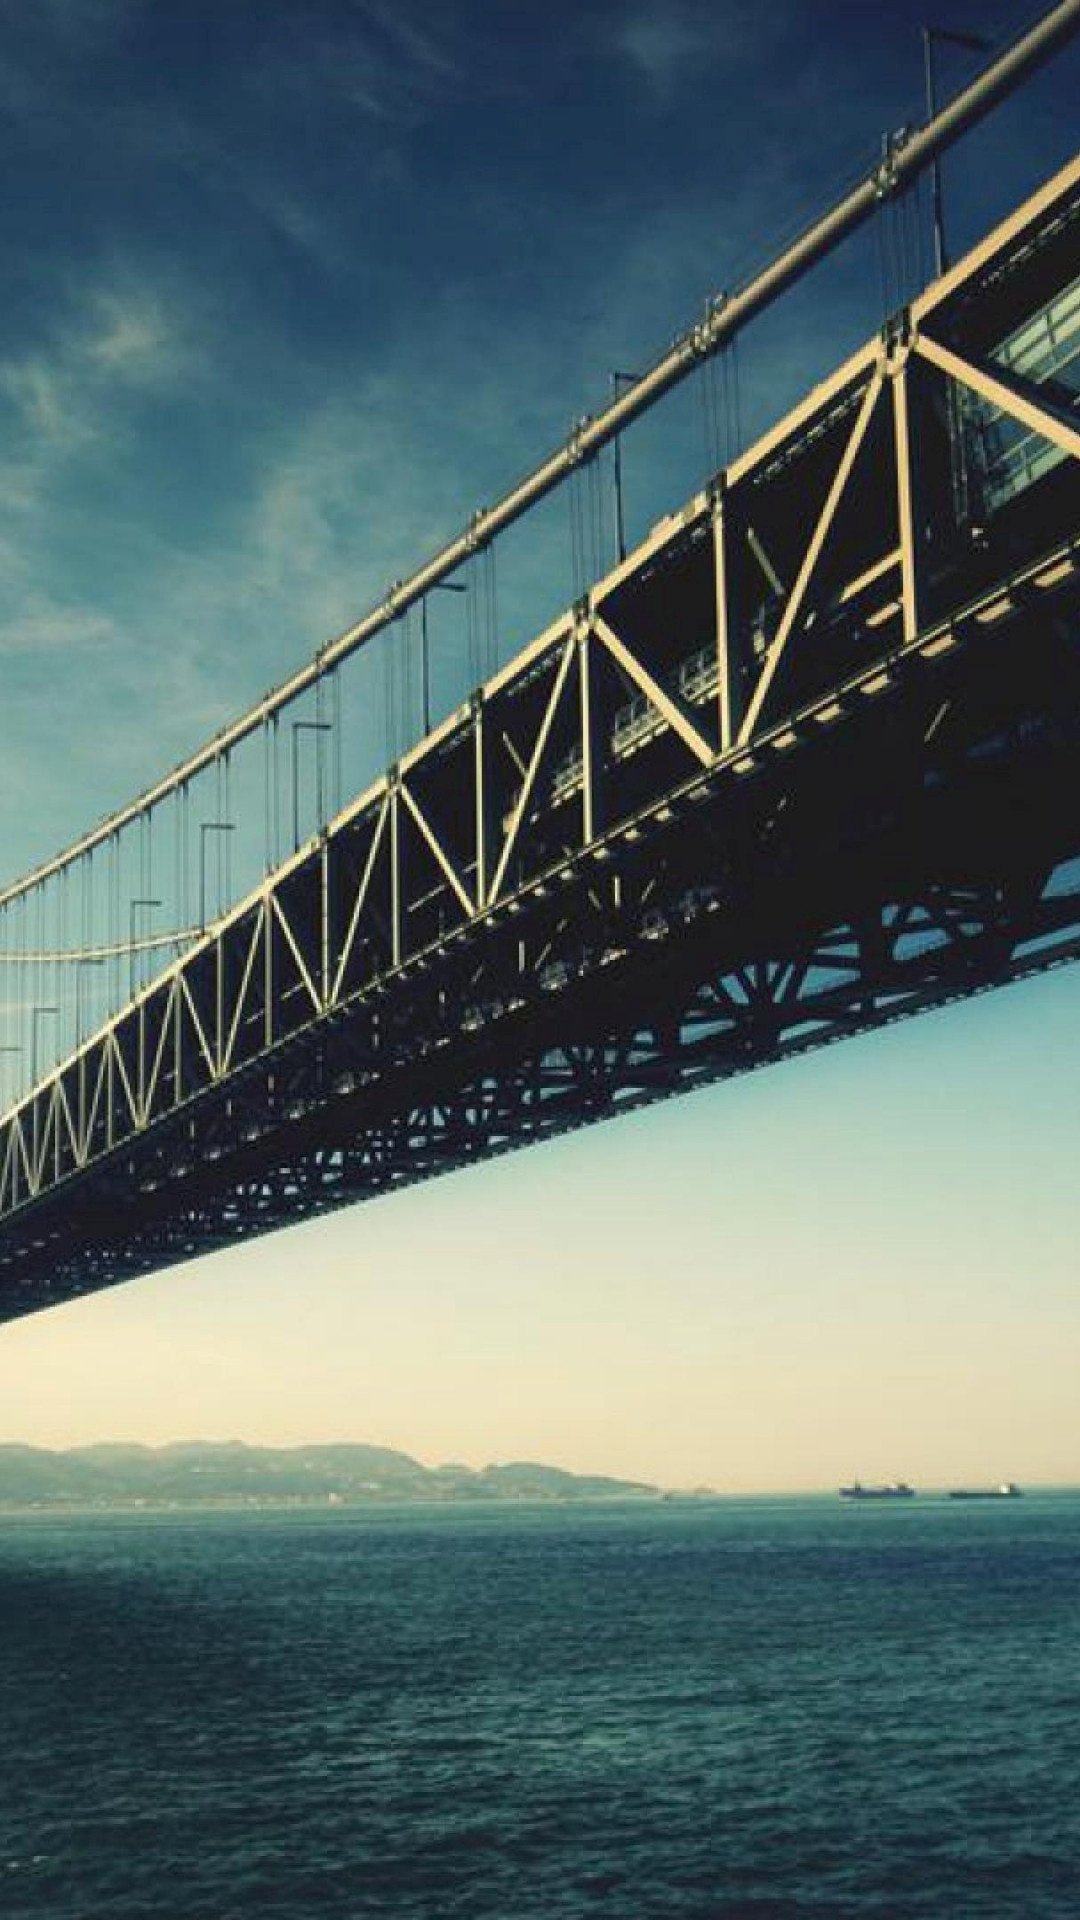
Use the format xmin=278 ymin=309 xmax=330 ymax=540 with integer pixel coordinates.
xmin=947 ymin=1482 xmax=1022 ymax=1500
xmin=839 ymin=1481 xmax=915 ymax=1500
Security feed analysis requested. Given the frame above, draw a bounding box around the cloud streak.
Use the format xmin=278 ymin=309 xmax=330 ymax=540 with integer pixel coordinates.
xmin=252 ymin=0 xmax=468 ymax=131
xmin=607 ymin=0 xmax=789 ymax=104
xmin=0 ymin=266 xmax=203 ymax=495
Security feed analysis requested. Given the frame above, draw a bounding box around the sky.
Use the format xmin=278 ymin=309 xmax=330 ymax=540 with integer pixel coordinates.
xmin=0 ymin=0 xmax=1077 ymax=1490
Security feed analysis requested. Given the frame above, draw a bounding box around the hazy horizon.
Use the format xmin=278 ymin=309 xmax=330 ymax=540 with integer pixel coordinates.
xmin=0 ymin=1432 xmax=1074 ymax=1499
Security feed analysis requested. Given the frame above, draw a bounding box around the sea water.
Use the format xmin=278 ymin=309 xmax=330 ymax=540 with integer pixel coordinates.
xmin=0 ymin=1494 xmax=1077 ymax=1918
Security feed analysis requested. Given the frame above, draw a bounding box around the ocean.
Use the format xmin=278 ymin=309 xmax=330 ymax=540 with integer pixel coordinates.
xmin=0 ymin=1494 xmax=1077 ymax=1918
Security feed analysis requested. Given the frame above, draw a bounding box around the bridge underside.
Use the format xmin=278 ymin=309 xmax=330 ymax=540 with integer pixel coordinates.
xmin=3 ymin=567 xmax=1080 ymax=1321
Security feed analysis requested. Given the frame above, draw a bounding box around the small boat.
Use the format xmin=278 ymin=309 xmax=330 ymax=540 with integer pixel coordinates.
xmin=947 ymin=1482 xmax=1022 ymax=1500
xmin=839 ymin=1481 xmax=915 ymax=1500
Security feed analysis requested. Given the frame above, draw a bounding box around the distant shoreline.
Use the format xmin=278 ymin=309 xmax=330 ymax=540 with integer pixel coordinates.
xmin=0 ymin=1440 xmax=664 ymax=1509
xmin=0 ymin=1490 xmax=669 ymax=1515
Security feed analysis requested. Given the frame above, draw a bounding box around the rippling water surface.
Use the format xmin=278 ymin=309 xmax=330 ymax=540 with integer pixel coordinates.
xmin=0 ymin=1495 xmax=1077 ymax=1918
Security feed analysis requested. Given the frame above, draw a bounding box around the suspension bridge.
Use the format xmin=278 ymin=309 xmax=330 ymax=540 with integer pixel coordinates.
xmin=1 ymin=3 xmax=1079 ymax=1320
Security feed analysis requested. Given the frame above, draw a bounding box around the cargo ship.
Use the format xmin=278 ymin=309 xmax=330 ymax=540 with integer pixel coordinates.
xmin=839 ymin=1481 xmax=915 ymax=1500
xmin=947 ymin=1483 xmax=1022 ymax=1500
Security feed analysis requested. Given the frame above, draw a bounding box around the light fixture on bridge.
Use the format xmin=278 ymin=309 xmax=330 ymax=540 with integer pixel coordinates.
xmin=922 ymin=26 xmax=993 ymax=277
xmin=421 ymin=580 xmax=468 ymax=735
xmin=611 ymin=370 xmax=641 ymax=564
xmin=199 ymin=822 xmax=235 ymax=931
xmin=0 ymin=1043 xmax=22 ymax=1103
xmin=129 ymin=896 xmax=161 ymax=998
xmin=291 ymin=720 xmax=333 ymax=852
xmin=30 ymin=1005 xmax=58 ymax=1083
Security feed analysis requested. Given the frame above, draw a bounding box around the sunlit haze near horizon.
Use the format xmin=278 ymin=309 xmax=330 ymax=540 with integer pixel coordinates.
xmin=0 ymin=0 xmax=1077 ymax=1492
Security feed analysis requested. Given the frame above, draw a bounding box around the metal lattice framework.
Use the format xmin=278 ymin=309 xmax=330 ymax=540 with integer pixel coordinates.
xmin=1 ymin=123 xmax=1080 ymax=1318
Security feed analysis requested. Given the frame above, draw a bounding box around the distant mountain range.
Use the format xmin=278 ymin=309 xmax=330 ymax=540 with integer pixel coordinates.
xmin=0 ymin=1442 xmax=656 ymax=1508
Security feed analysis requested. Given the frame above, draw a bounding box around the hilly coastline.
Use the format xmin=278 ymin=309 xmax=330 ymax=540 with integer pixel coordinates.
xmin=0 ymin=1442 xmax=656 ymax=1509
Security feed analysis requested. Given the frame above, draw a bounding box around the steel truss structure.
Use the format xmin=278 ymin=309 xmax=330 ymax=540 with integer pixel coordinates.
xmin=1 ymin=148 xmax=1080 ymax=1319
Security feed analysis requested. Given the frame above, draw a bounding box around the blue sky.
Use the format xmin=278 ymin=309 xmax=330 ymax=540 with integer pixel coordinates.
xmin=0 ymin=0 xmax=1077 ymax=1487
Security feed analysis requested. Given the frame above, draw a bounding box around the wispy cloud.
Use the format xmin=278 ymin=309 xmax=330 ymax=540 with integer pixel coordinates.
xmin=0 ymin=0 xmax=140 ymax=125
xmin=166 ymin=366 xmax=476 ymax=664
xmin=0 ymin=598 xmax=119 ymax=656
xmin=608 ymin=1 xmax=786 ymax=105
xmin=84 ymin=285 xmax=178 ymax=380
xmin=121 ymin=102 xmax=346 ymax=273
xmin=0 ymin=4 xmax=343 ymax=274
xmin=0 ymin=267 xmax=201 ymax=480
xmin=0 ymin=357 xmax=88 ymax=451
xmin=253 ymin=0 xmax=468 ymax=131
